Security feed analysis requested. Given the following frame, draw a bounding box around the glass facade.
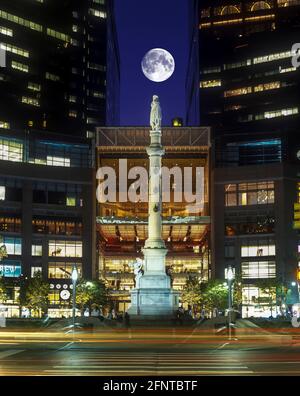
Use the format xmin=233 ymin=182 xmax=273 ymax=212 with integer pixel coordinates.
xmin=48 ymin=240 xmax=82 ymax=258
xmin=225 ymin=181 xmax=275 ymax=206
xmin=48 ymin=262 xmax=82 ymax=279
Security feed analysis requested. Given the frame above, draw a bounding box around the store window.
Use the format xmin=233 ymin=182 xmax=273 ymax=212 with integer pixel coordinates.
xmin=48 ymin=240 xmax=82 ymax=257
xmin=31 ymin=267 xmax=42 ymax=277
xmin=48 ymin=262 xmax=82 ymax=279
xmin=242 ymin=261 xmax=276 ymax=278
xmin=48 ymin=290 xmax=60 ymax=304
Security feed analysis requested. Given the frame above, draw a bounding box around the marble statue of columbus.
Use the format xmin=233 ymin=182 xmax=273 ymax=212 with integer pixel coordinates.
xmin=150 ymin=95 xmax=162 ymax=131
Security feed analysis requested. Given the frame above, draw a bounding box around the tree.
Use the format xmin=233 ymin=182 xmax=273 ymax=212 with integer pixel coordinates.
xmin=0 ymin=277 xmax=7 ymax=303
xmin=181 ymin=276 xmax=201 ymax=308
xmin=256 ymin=279 xmax=279 ymax=317
xmin=200 ymin=280 xmax=228 ymax=314
xmin=23 ymin=271 xmax=49 ymax=317
xmin=0 ymin=236 xmax=8 ymax=304
xmin=233 ymin=272 xmax=243 ymax=311
xmin=75 ymin=279 xmax=109 ymax=313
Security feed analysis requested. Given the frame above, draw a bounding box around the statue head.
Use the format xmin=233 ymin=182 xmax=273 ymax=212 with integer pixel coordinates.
xmin=152 ymin=95 xmax=159 ymax=103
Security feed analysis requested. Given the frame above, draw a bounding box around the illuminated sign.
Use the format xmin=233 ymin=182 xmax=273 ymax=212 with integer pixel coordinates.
xmin=0 ymin=265 xmax=21 ymax=278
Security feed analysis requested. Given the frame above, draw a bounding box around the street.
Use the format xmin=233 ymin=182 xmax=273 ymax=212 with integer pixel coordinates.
xmin=0 ymin=326 xmax=300 ymax=375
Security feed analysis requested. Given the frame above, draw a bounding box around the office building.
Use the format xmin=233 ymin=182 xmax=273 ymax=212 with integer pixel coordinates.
xmin=0 ymin=0 xmax=120 ymax=136
xmin=0 ymin=129 xmax=95 ymax=317
xmin=196 ymin=0 xmax=300 ymax=133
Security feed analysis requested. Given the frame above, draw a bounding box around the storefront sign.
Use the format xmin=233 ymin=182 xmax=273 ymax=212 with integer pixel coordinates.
xmin=0 ymin=265 xmax=21 ymax=277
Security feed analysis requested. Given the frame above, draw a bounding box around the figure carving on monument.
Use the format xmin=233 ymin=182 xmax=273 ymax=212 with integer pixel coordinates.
xmin=150 ymin=95 xmax=162 ymax=131
xmin=130 ymin=258 xmax=144 ymax=288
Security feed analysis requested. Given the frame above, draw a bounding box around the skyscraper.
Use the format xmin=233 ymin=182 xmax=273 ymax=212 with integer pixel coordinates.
xmin=197 ymin=0 xmax=300 ymax=134
xmin=189 ymin=1 xmax=300 ymax=316
xmin=0 ymin=0 xmax=120 ymax=136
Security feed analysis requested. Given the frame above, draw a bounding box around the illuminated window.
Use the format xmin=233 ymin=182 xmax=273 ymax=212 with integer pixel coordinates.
xmin=48 ymin=262 xmax=82 ymax=279
xmin=48 ymin=241 xmax=82 ymax=258
xmin=224 ymin=59 xmax=252 ymax=69
xmin=68 ymin=110 xmax=77 ymax=118
xmin=253 ymin=81 xmax=280 ymax=92
xmin=0 ymin=10 xmax=42 ymax=31
xmin=92 ymin=91 xmax=105 ymax=98
xmin=242 ymin=261 xmax=276 ymax=278
xmin=220 ymin=5 xmax=241 ymax=15
xmin=69 ymin=95 xmax=77 ymax=103
xmin=89 ymin=8 xmax=107 ymax=18
xmin=200 ymin=66 xmax=221 ymax=74
xmin=278 ymin=0 xmax=300 ymax=6
xmin=88 ymin=62 xmax=106 ymax=71
xmin=46 ymin=28 xmax=70 ymax=42
xmin=11 ymin=60 xmax=28 ymax=72
xmin=2 ymin=237 xmax=22 ymax=255
xmin=279 ymin=66 xmax=297 ymax=73
xmin=32 ymin=244 xmax=42 ymax=256
xmin=0 ymin=121 xmax=10 ymax=129
xmin=225 ymin=182 xmax=274 ymax=206
xmin=0 ymin=186 xmax=5 ymax=200
xmin=0 ymin=26 xmax=13 ymax=36
xmin=200 ymin=79 xmax=222 ymax=88
xmin=262 ymin=107 xmax=298 ymax=119
xmin=253 ymin=50 xmax=291 ymax=64
xmin=28 ymin=82 xmax=41 ymax=91
xmin=0 ymin=138 xmax=23 ymax=162
xmin=251 ymin=1 xmax=272 ymax=11
xmin=0 ymin=42 xmax=29 ymax=58
xmin=66 ymin=196 xmax=76 ymax=206
xmin=241 ymin=241 xmax=275 ymax=257
xmin=31 ymin=267 xmax=42 ymax=277
xmin=46 ymin=156 xmax=71 ymax=167
xmin=224 ymin=86 xmax=252 ymax=97
xmin=22 ymin=96 xmax=39 ymax=107
xmin=45 ymin=72 xmax=60 ymax=81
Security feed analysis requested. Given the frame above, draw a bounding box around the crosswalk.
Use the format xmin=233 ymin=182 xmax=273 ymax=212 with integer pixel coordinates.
xmin=43 ymin=351 xmax=255 ymax=376
xmin=0 ymin=349 xmax=255 ymax=376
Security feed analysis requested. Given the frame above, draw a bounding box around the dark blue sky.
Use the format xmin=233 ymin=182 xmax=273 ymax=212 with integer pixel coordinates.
xmin=114 ymin=0 xmax=189 ymax=126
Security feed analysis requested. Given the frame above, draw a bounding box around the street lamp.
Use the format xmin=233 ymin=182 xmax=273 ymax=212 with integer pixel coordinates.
xmin=71 ymin=266 xmax=78 ymax=331
xmin=227 ymin=266 xmax=235 ymax=340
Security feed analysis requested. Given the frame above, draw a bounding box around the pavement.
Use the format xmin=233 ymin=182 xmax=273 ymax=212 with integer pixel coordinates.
xmin=0 ymin=322 xmax=300 ymax=375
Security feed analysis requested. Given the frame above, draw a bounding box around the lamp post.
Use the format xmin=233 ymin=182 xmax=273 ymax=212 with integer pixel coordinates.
xmin=71 ymin=266 xmax=78 ymax=331
xmin=227 ymin=266 xmax=235 ymax=341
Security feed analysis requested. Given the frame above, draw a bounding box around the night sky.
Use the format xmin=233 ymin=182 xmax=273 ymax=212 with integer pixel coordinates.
xmin=114 ymin=0 xmax=189 ymax=126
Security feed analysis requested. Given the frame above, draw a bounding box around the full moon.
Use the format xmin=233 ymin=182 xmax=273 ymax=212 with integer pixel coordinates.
xmin=141 ymin=48 xmax=175 ymax=82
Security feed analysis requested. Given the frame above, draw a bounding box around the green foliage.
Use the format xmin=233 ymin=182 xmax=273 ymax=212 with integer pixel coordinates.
xmin=75 ymin=279 xmax=109 ymax=311
xmin=181 ymin=277 xmax=201 ymax=307
xmin=24 ymin=271 xmax=49 ymax=317
xmin=200 ymin=280 xmax=228 ymax=313
xmin=233 ymin=272 xmax=243 ymax=309
xmin=0 ymin=276 xmax=7 ymax=303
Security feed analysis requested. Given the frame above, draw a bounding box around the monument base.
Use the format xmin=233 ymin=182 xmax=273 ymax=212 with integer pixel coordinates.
xmin=127 ymin=288 xmax=179 ymax=317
